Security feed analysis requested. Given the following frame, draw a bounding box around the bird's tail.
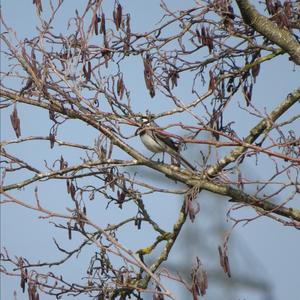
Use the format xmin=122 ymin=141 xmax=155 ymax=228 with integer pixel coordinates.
xmin=168 ymin=150 xmax=196 ymax=171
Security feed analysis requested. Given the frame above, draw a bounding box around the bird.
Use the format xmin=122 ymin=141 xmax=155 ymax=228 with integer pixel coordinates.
xmin=137 ymin=117 xmax=196 ymax=171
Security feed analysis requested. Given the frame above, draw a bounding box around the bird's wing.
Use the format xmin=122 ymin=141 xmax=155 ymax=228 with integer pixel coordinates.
xmin=146 ymin=121 xmax=196 ymax=171
xmin=154 ymin=130 xmax=195 ymax=171
xmin=154 ymin=129 xmax=179 ymax=152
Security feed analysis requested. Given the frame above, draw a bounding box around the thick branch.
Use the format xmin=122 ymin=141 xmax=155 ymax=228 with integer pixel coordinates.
xmin=206 ymin=85 xmax=300 ymax=176
xmin=139 ymin=199 xmax=188 ymax=288
xmin=236 ymin=0 xmax=300 ymax=65
xmin=0 ymin=89 xmax=193 ymax=180
xmin=1 ymin=89 xmax=299 ymax=224
xmin=1 ymin=159 xmax=138 ymax=192
xmin=185 ymin=178 xmax=300 ymax=223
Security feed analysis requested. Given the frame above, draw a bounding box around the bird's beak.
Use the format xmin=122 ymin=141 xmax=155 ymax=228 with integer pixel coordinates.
xmin=135 ymin=126 xmax=145 ymax=136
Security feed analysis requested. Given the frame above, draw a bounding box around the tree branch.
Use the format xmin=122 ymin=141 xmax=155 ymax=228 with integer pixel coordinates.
xmin=236 ymin=0 xmax=300 ymax=65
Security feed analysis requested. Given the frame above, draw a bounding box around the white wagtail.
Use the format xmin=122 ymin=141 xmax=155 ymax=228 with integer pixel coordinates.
xmin=137 ymin=117 xmax=195 ymax=171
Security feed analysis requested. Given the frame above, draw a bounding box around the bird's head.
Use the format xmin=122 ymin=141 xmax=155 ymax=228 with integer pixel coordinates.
xmin=139 ymin=114 xmax=155 ymax=125
xmin=135 ymin=115 xmax=155 ymax=135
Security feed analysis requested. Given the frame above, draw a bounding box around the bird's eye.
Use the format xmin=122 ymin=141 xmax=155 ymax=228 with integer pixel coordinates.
xmin=141 ymin=117 xmax=149 ymax=123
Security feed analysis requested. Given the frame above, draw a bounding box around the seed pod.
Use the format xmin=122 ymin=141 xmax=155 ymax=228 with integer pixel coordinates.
xmin=251 ymin=63 xmax=260 ymax=82
xmin=83 ymin=64 xmax=88 ymax=79
xmin=113 ymin=4 xmax=122 ymax=30
xmin=208 ymin=70 xmax=216 ymax=91
xmin=169 ymin=70 xmax=179 ymax=89
xmin=10 ymin=105 xmax=21 ymax=138
xmin=93 ymin=13 xmax=100 ymax=35
xmin=100 ymin=12 xmax=106 ymax=35
xmin=143 ymin=55 xmax=155 ymax=97
xmin=69 ymin=182 xmax=76 ymax=200
xmin=49 ymin=132 xmax=55 ymax=148
xmin=196 ymin=28 xmax=201 ymax=43
xmin=117 ymin=76 xmax=125 ymax=99
xmin=123 ymin=14 xmax=131 ymax=53
xmin=67 ymin=222 xmax=72 ymax=240
xmin=218 ymin=245 xmax=231 ymax=277
xmin=284 ymin=0 xmax=292 ymax=18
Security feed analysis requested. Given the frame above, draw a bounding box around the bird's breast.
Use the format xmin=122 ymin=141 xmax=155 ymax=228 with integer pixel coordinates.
xmin=140 ymin=132 xmax=165 ymax=153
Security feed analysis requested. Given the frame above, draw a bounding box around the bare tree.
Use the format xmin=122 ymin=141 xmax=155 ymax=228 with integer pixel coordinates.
xmin=1 ymin=0 xmax=299 ymax=299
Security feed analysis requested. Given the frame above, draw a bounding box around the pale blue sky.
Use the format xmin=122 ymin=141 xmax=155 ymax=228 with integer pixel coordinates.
xmin=1 ymin=1 xmax=299 ymax=300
